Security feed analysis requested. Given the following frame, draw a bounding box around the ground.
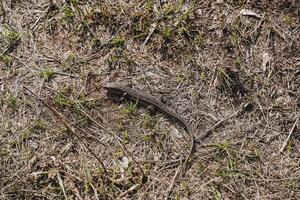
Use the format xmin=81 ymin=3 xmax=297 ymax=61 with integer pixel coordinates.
xmin=0 ymin=0 xmax=299 ymax=199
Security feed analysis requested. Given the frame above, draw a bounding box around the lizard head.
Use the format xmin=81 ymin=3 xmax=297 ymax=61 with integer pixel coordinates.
xmin=103 ymin=82 xmax=124 ymax=95
xmin=103 ymin=82 xmax=119 ymax=89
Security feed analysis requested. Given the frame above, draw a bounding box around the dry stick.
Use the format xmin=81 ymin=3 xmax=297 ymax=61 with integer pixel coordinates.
xmin=65 ymin=23 xmax=127 ymax=69
xmin=54 ymin=71 xmax=79 ymax=78
xmin=165 ymin=165 xmax=181 ymax=200
xmin=30 ymin=4 xmax=51 ymax=32
xmin=82 ymin=23 xmax=128 ymax=63
xmin=69 ymin=180 xmax=84 ymax=200
xmin=71 ymin=123 xmax=107 ymax=147
xmin=165 ymin=102 xmax=250 ymax=200
xmin=143 ymin=22 xmax=157 ymax=46
xmin=198 ymin=102 xmax=250 ymax=141
xmin=0 ymin=44 xmax=10 ymax=57
xmin=118 ymin=184 xmax=140 ymax=198
xmin=24 ymin=86 xmax=108 ymax=175
xmin=279 ymin=115 xmax=299 ymax=153
xmin=79 ymin=109 xmax=147 ymax=179
xmin=2 ymin=156 xmax=37 ymax=191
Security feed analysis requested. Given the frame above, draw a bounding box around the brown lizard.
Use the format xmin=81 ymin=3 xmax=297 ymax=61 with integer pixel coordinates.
xmin=103 ymin=82 xmax=195 ymax=169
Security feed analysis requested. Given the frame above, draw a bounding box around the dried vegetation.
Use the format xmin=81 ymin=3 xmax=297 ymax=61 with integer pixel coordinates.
xmin=0 ymin=0 xmax=299 ymax=199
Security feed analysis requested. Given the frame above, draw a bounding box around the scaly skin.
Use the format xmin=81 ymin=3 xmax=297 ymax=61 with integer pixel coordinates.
xmin=103 ymin=82 xmax=194 ymax=170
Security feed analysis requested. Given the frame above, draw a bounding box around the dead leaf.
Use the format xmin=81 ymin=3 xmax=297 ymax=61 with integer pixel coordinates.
xmin=118 ymin=156 xmax=129 ymax=170
xmin=170 ymin=127 xmax=183 ymax=139
xmin=143 ymin=23 xmax=157 ymax=46
xmin=29 ymin=140 xmax=38 ymax=149
xmin=262 ymin=52 xmax=271 ymax=71
xmin=240 ymin=9 xmax=261 ymax=18
xmin=57 ymin=172 xmax=67 ymax=199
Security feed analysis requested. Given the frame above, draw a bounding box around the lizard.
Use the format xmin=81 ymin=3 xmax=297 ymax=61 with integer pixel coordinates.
xmin=103 ymin=82 xmax=195 ymax=173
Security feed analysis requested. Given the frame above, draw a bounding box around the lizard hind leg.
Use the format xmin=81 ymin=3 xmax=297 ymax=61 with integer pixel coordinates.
xmin=119 ymin=92 xmax=128 ymax=102
xmin=146 ymin=105 xmax=157 ymax=116
xmin=160 ymin=95 xmax=167 ymax=104
xmin=106 ymin=90 xmax=126 ymax=103
xmin=159 ymin=95 xmax=173 ymax=107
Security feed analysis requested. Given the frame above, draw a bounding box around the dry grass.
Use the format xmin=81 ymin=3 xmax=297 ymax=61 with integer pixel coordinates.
xmin=0 ymin=0 xmax=299 ymax=199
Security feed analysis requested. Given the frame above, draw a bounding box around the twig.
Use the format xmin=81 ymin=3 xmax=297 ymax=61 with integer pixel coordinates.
xmin=23 ymin=86 xmax=108 ymax=175
xmin=165 ymin=165 xmax=181 ymax=200
xmin=69 ymin=180 xmax=84 ymax=200
xmin=143 ymin=23 xmax=157 ymax=46
xmin=57 ymin=172 xmax=68 ymax=199
xmin=0 ymin=44 xmax=10 ymax=57
xmin=118 ymin=184 xmax=140 ymax=198
xmin=72 ymin=123 xmax=107 ymax=147
xmin=165 ymin=102 xmax=250 ymax=199
xmin=0 ymin=0 xmax=6 ymax=23
xmin=30 ymin=4 xmax=52 ymax=32
xmin=1 ymin=156 xmax=37 ymax=191
xmin=80 ymin=109 xmax=147 ymax=180
xmin=197 ymin=102 xmax=251 ymax=141
xmin=54 ymin=71 xmax=79 ymax=78
xmin=85 ymin=23 xmax=128 ymax=62
xmin=279 ymin=115 xmax=299 ymax=153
